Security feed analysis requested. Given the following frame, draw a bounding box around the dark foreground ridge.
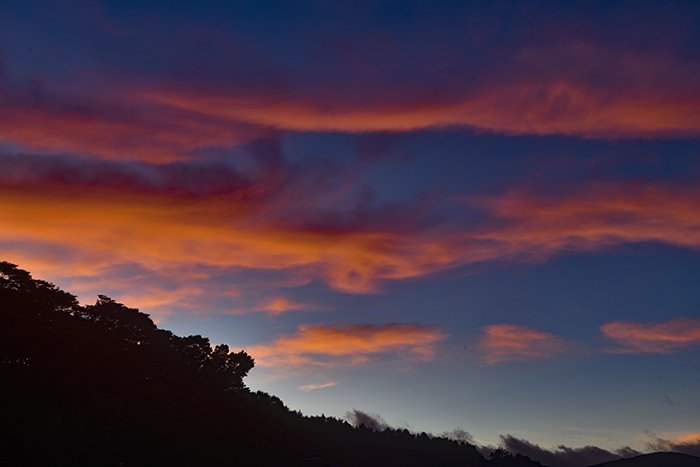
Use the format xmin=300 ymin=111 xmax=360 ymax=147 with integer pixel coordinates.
xmin=593 ymin=452 xmax=700 ymax=467
xmin=590 ymin=452 xmax=700 ymax=467
xmin=2 ymin=262 xmax=698 ymax=467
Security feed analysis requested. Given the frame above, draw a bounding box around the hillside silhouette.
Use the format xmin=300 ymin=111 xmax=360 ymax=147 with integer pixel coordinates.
xmin=590 ymin=452 xmax=700 ymax=467
xmin=2 ymin=261 xmax=698 ymax=467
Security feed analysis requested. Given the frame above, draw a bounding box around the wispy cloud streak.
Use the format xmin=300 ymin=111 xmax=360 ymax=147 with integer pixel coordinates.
xmin=601 ymin=318 xmax=700 ymax=354
xmin=247 ymin=323 xmax=446 ymax=368
xmin=479 ymin=324 xmax=567 ymax=364
xmin=298 ymin=381 xmax=337 ymax=392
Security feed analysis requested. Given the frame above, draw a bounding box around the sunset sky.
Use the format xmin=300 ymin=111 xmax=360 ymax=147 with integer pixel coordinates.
xmin=2 ymin=0 xmax=700 ymax=456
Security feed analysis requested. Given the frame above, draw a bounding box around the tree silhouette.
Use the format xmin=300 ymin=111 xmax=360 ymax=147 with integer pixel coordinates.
xmin=4 ymin=261 xmax=675 ymax=467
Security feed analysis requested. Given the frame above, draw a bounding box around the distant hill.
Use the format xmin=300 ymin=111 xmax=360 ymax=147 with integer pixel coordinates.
xmin=590 ymin=452 xmax=700 ymax=466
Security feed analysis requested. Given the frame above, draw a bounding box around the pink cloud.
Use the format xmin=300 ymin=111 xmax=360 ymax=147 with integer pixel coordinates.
xmin=479 ymin=324 xmax=567 ymax=364
xmin=298 ymin=381 xmax=337 ymax=392
xmin=601 ymin=318 xmax=700 ymax=354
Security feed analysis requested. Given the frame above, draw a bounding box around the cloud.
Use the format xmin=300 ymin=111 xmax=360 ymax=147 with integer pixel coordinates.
xmin=675 ymin=433 xmax=700 ymax=445
xmin=479 ymin=324 xmax=567 ymax=364
xmin=143 ymin=56 xmax=700 ymax=139
xmin=0 ymin=61 xmax=271 ymax=162
xmin=0 ymin=151 xmax=452 ymax=295
xmin=2 ymin=11 xmax=700 ymax=166
xmin=500 ymin=435 xmax=640 ymax=467
xmin=3 ymin=73 xmax=697 ymax=168
xmin=236 ymin=296 xmax=318 ymax=316
xmin=298 ymin=381 xmax=337 ymax=392
xmin=0 ymin=90 xmax=264 ymax=163
xmin=3 ymin=152 xmax=700 ymax=320
xmin=345 ymin=410 xmax=389 ymax=432
xmin=601 ymin=318 xmax=700 ymax=354
xmin=470 ymin=182 xmax=700 ymax=261
xmin=440 ymin=429 xmax=475 ymax=444
xmin=346 ymin=412 xmax=476 ymax=445
xmin=247 ymin=323 xmax=446 ymax=368
xmin=261 ymin=297 xmax=307 ymax=315
xmin=646 ymin=431 xmax=700 ymax=457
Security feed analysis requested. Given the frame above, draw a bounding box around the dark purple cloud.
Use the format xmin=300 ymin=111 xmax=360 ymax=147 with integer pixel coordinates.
xmin=501 ymin=435 xmax=640 ymax=467
xmin=646 ymin=432 xmax=700 ymax=457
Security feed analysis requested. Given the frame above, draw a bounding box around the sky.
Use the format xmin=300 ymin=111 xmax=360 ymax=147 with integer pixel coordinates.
xmin=1 ymin=0 xmax=700 ymax=459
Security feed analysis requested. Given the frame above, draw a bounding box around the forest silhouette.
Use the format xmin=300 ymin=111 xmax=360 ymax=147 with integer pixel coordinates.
xmin=1 ymin=261 xmax=697 ymax=467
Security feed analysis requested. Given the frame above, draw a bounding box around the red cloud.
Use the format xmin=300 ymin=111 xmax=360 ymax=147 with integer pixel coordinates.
xmin=1 ymin=42 xmax=699 ymax=163
xmin=471 ymin=182 xmax=700 ymax=258
xmin=601 ymin=318 xmax=700 ymax=354
xmin=479 ymin=324 xmax=567 ymax=364
xmin=136 ymin=44 xmax=700 ymax=139
xmin=144 ymin=78 xmax=700 ymax=139
xmin=247 ymin=323 xmax=446 ymax=368
xmin=0 ymin=83 xmax=264 ymax=162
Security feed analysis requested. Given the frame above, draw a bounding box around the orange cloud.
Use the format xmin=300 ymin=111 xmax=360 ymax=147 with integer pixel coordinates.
xmin=41 ymin=265 xmax=212 ymax=324
xmin=479 ymin=324 xmax=567 ymax=364
xmin=228 ymin=296 xmax=319 ymax=316
xmin=0 ymin=157 xmax=464 ymax=295
xmin=3 ymin=134 xmax=700 ymax=323
xmin=246 ymin=323 xmax=446 ymax=368
xmin=601 ymin=318 xmax=700 ymax=354
xmin=646 ymin=430 xmax=700 ymax=456
xmin=675 ymin=433 xmax=700 ymax=445
xmin=3 ymin=171 xmax=700 ymax=314
xmin=258 ymin=297 xmax=312 ymax=315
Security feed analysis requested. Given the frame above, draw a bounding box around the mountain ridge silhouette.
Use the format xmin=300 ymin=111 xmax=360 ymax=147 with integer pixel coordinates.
xmin=590 ymin=452 xmax=700 ymax=466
